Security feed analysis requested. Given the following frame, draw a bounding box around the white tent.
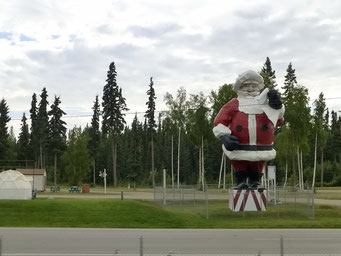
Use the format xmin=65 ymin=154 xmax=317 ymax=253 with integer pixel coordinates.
xmin=0 ymin=170 xmax=32 ymax=200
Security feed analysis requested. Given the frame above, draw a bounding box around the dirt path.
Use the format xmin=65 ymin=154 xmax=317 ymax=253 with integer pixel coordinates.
xmin=314 ymin=198 xmax=341 ymax=206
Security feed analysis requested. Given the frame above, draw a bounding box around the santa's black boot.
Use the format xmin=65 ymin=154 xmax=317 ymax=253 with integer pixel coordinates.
xmin=234 ymin=171 xmax=249 ymax=189
xmin=249 ymin=171 xmax=263 ymax=188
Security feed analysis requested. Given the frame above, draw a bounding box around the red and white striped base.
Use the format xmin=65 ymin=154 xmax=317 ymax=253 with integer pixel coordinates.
xmin=229 ymin=188 xmax=267 ymax=212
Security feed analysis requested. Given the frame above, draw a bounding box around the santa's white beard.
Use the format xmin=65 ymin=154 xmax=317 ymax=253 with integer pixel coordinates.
xmin=237 ymin=91 xmax=260 ymax=98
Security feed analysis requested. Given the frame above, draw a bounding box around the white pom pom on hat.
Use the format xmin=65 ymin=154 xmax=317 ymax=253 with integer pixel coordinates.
xmin=233 ymin=70 xmax=264 ymax=91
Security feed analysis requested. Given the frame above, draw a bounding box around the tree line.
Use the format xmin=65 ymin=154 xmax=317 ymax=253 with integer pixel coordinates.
xmin=0 ymin=58 xmax=341 ymax=188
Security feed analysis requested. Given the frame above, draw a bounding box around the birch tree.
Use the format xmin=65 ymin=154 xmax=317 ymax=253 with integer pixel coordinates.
xmin=186 ymin=92 xmax=210 ymax=189
xmin=312 ymin=92 xmax=328 ymax=188
xmin=164 ymin=87 xmax=187 ymax=189
xmin=281 ymin=63 xmax=310 ymax=188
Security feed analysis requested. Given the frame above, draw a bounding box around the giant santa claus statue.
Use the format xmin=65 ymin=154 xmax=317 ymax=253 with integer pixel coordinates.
xmin=213 ymin=70 xmax=285 ymax=189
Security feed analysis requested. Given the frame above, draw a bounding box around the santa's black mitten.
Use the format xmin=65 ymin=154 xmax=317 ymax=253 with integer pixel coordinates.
xmin=267 ymin=89 xmax=283 ymax=110
xmin=220 ymin=135 xmax=239 ymax=151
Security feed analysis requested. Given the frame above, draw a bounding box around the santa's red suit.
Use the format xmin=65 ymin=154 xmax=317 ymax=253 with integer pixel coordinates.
xmin=213 ymin=93 xmax=284 ymax=173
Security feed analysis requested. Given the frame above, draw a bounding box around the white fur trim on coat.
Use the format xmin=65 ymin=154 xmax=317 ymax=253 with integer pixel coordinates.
xmin=222 ymin=145 xmax=276 ymax=161
xmin=213 ymin=123 xmax=231 ymax=138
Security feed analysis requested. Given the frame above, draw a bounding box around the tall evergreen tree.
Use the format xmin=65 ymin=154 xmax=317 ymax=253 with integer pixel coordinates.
xmin=48 ymin=96 xmax=67 ymax=190
xmin=282 ymin=62 xmax=297 ymax=99
xmin=17 ymin=113 xmax=30 ymax=166
xmin=37 ymin=88 xmax=49 ymax=168
xmin=7 ymin=126 xmax=17 ymax=164
xmin=29 ymin=93 xmax=39 ymax=167
xmin=89 ymin=95 xmax=101 ymax=186
xmin=144 ymin=77 xmax=157 ymax=187
xmin=328 ymin=111 xmax=341 ymax=163
xmin=129 ymin=114 xmax=143 ymax=186
xmin=260 ymin=57 xmax=277 ymax=89
xmin=102 ymin=62 xmax=128 ymax=187
xmin=0 ymin=99 xmax=11 ymax=161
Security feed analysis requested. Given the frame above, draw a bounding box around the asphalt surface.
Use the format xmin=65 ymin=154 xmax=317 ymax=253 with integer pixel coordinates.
xmin=0 ymin=228 xmax=341 ymax=256
xmin=37 ymin=190 xmax=341 ymax=206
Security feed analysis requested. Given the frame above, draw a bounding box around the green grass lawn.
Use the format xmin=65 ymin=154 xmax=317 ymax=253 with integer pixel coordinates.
xmin=1 ymin=199 xmax=341 ymax=228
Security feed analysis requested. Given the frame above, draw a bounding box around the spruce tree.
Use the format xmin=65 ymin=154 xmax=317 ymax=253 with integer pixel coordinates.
xmin=17 ymin=113 xmax=30 ymax=166
xmin=29 ymin=93 xmax=39 ymax=166
xmin=282 ymin=62 xmax=299 ymax=125
xmin=260 ymin=57 xmax=277 ymax=89
xmin=129 ymin=114 xmax=143 ymax=187
xmin=7 ymin=126 xmax=17 ymax=163
xmin=89 ymin=95 xmax=101 ymax=185
xmin=48 ymin=96 xmax=67 ymax=189
xmin=0 ymin=98 xmax=11 ymax=160
xmin=102 ymin=62 xmax=128 ymax=187
xmin=282 ymin=62 xmax=297 ymax=99
xmin=328 ymin=111 xmax=341 ymax=163
xmin=37 ymin=88 xmax=49 ymax=168
xmin=144 ymin=77 xmax=157 ymax=187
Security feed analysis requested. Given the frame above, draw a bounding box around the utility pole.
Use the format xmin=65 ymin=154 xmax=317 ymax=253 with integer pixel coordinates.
xmin=99 ymin=169 xmax=107 ymax=194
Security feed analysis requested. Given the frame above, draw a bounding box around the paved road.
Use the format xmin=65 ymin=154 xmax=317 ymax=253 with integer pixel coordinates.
xmin=0 ymin=228 xmax=341 ymax=256
xmin=37 ymin=191 xmax=341 ymax=206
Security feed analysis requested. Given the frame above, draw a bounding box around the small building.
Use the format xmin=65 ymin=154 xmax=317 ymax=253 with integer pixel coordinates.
xmin=17 ymin=169 xmax=47 ymax=192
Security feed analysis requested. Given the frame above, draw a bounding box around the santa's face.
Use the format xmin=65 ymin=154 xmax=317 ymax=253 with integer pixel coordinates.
xmin=238 ymin=80 xmax=260 ymax=97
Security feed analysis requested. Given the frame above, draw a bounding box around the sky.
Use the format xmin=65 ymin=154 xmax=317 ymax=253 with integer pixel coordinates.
xmin=1 ymin=0 xmax=341 ymax=136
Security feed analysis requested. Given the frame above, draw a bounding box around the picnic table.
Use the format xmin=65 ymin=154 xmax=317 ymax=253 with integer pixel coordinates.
xmin=50 ymin=186 xmax=60 ymax=192
xmin=69 ymin=186 xmax=81 ymax=193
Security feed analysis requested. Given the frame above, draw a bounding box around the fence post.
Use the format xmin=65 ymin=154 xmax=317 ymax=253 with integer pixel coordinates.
xmin=280 ymin=234 xmax=284 ymax=256
xmin=140 ymin=236 xmax=143 ymax=256
xmin=163 ymin=169 xmax=167 ymax=206
xmin=312 ymin=189 xmax=315 ymax=219
xmin=0 ymin=236 xmax=2 ymax=256
xmin=121 ymin=191 xmax=124 ymax=200
xmin=205 ymin=184 xmax=209 ymax=219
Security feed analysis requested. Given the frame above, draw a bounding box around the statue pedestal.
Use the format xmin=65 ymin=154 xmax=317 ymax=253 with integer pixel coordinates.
xmin=229 ymin=188 xmax=267 ymax=212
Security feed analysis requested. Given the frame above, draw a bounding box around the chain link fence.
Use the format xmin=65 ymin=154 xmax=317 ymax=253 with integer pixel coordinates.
xmin=273 ymin=186 xmax=315 ymax=219
xmin=154 ymin=184 xmax=314 ymax=219
xmin=154 ymin=184 xmax=209 ymax=218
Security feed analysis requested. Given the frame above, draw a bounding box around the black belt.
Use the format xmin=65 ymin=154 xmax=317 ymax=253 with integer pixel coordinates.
xmin=237 ymin=145 xmax=273 ymax=151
